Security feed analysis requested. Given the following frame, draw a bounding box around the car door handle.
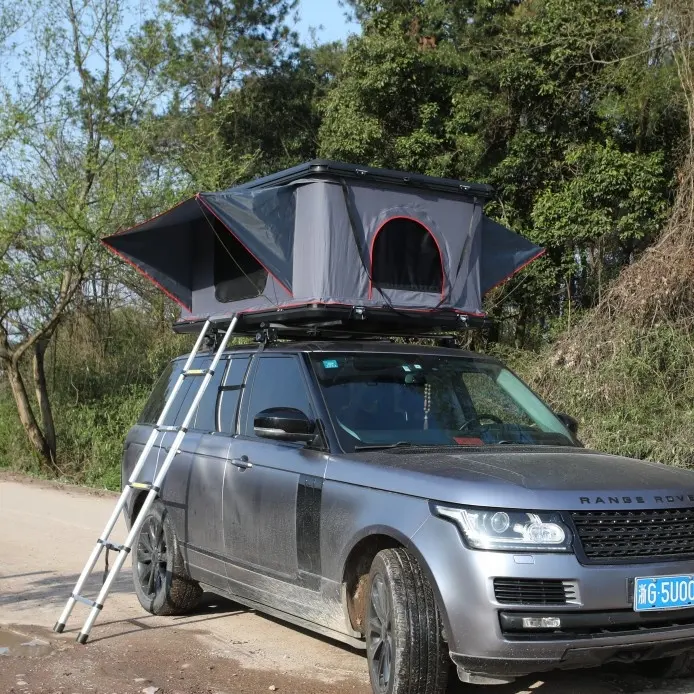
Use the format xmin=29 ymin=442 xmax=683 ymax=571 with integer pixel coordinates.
xmin=230 ymin=455 xmax=252 ymax=470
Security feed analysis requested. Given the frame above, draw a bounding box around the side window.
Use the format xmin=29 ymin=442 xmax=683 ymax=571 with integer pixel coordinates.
xmin=242 ymin=356 xmax=313 ymax=438
xmin=139 ymin=362 xmax=178 ymax=424
xmin=190 ymin=358 xmax=227 ymax=432
xmin=218 ymin=356 xmax=251 ymax=434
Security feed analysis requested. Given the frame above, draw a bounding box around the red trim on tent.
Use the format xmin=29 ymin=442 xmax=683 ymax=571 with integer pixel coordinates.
xmin=196 ymin=194 xmax=293 ymax=297
xmin=100 ymin=239 xmax=192 ymax=311
xmin=368 ymin=216 xmax=446 ymax=301
xmin=483 ymin=248 xmax=546 ymax=296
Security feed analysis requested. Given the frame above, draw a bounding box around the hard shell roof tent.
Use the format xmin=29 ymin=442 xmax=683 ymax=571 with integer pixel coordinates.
xmin=102 ymin=160 xmax=544 ymax=336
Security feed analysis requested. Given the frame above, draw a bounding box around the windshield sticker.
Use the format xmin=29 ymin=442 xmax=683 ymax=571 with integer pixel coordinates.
xmin=414 ymin=364 xmax=422 ymax=369
xmin=402 ymin=365 xmax=412 ymax=372
xmin=322 ymin=359 xmax=339 ymax=369
xmin=454 ymin=436 xmax=485 ymax=446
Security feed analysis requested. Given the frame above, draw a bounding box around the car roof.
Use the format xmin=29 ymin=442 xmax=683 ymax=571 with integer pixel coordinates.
xmin=174 ymin=340 xmax=502 ymax=365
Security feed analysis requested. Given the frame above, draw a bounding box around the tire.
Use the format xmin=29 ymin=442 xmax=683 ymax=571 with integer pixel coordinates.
xmin=639 ymin=651 xmax=694 ymax=679
xmin=132 ymin=499 xmax=202 ymax=616
xmin=365 ymin=548 xmax=449 ymax=694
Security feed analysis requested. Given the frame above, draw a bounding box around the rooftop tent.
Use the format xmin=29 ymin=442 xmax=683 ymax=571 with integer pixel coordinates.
xmin=102 ymin=160 xmax=544 ymax=334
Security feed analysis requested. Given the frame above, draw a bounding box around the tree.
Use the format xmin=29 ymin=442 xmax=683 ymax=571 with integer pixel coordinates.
xmin=320 ymin=0 xmax=687 ymax=346
xmin=0 ymin=0 xmax=170 ymax=472
xmin=132 ymin=0 xmax=299 ymax=109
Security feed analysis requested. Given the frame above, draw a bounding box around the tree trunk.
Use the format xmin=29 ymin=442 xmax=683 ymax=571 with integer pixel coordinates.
xmin=3 ymin=356 xmax=59 ymax=474
xmin=33 ymin=338 xmax=57 ymax=463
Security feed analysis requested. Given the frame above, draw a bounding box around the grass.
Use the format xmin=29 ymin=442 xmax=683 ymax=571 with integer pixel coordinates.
xmin=505 ymin=321 xmax=694 ymax=468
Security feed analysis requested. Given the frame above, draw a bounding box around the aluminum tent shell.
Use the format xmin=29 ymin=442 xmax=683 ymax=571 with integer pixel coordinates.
xmin=102 ymin=160 xmax=543 ymax=332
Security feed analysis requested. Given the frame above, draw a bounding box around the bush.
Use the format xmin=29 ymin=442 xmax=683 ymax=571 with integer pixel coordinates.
xmin=506 ymin=322 xmax=694 ymax=468
xmin=0 ymin=308 xmax=193 ymax=489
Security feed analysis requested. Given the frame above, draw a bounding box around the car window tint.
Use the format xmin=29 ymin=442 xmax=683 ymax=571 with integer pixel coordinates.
xmin=139 ymin=361 xmax=179 ymax=424
xmin=170 ymin=356 xmax=207 ymax=427
xmin=243 ymin=356 xmax=313 ymax=437
xmin=218 ymin=356 xmax=251 ymax=434
xmin=190 ymin=358 xmax=227 ymax=432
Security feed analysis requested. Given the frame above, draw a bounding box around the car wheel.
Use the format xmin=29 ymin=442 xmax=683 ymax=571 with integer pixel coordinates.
xmin=639 ymin=651 xmax=694 ymax=679
xmin=365 ymin=548 xmax=449 ymax=694
xmin=132 ymin=499 xmax=202 ymax=615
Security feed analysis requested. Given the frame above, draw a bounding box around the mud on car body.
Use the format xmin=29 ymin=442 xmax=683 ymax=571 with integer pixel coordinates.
xmin=123 ymin=340 xmax=694 ymax=694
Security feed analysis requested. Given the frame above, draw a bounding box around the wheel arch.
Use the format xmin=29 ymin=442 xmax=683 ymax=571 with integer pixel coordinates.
xmin=340 ymin=525 xmax=451 ymax=638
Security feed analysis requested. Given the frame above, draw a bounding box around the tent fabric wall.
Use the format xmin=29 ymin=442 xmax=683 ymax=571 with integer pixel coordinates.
xmin=102 ymin=160 xmax=544 ymax=328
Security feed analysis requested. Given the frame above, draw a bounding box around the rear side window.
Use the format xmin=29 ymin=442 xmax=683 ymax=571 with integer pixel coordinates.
xmin=242 ymin=356 xmax=313 ymax=438
xmin=139 ymin=356 xmax=226 ymax=431
xmin=218 ymin=356 xmax=251 ymax=434
xmin=140 ymin=362 xmax=179 ymax=424
xmin=190 ymin=359 xmax=226 ymax=432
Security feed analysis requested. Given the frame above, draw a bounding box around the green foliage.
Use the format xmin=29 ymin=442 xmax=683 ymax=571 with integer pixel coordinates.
xmin=0 ymin=0 xmax=693 ymax=485
xmin=532 ymin=142 xmax=670 ymax=305
xmin=135 ymin=0 xmax=298 ymax=106
xmin=507 ymin=323 xmax=694 ymax=468
xmin=0 ymin=309 xmax=192 ymax=488
xmin=322 ymin=0 xmax=687 ymax=340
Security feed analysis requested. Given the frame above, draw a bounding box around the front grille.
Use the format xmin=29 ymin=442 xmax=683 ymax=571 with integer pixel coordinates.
xmin=571 ymin=508 xmax=694 ymax=562
xmin=494 ymin=578 xmax=578 ymax=605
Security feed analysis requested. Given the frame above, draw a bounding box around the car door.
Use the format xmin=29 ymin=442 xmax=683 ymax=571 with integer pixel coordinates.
xmin=174 ymin=355 xmax=230 ymax=590
xmin=223 ymin=353 xmax=328 ymax=591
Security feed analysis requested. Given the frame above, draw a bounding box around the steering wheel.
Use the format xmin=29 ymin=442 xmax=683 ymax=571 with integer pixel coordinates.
xmin=458 ymin=413 xmax=504 ymax=431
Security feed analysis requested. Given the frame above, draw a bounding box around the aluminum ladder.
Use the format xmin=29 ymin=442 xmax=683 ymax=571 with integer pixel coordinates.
xmin=53 ymin=316 xmax=238 ymax=643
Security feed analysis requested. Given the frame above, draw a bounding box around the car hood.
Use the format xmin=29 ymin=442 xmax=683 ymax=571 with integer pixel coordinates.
xmin=325 ymin=447 xmax=694 ymax=511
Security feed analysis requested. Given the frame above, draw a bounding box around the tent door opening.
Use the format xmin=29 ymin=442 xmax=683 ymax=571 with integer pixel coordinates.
xmin=370 ymin=217 xmax=444 ymax=299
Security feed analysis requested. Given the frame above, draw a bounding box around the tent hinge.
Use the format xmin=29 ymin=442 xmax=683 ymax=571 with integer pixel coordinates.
xmin=254 ymin=326 xmax=278 ymax=350
xmin=351 ymin=306 xmax=366 ymax=321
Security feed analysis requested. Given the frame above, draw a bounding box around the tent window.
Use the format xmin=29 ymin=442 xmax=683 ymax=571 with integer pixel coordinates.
xmin=371 ymin=217 xmax=443 ymax=294
xmin=214 ymin=228 xmax=267 ymax=303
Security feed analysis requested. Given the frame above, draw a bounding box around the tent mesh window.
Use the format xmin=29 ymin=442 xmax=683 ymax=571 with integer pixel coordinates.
xmin=371 ymin=217 xmax=443 ymax=295
xmin=214 ymin=224 xmax=268 ymax=303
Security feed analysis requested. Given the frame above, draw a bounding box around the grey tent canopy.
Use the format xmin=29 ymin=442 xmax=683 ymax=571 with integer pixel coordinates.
xmin=102 ymin=160 xmax=543 ymax=335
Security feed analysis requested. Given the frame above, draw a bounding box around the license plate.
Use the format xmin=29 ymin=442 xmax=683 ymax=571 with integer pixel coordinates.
xmin=634 ymin=575 xmax=694 ymax=611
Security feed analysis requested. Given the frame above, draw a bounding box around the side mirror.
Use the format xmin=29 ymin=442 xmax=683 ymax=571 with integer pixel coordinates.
xmin=254 ymin=407 xmax=316 ymax=443
xmin=557 ymin=413 xmax=579 ymax=436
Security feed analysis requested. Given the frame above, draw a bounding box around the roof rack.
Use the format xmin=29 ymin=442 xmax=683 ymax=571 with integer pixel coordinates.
xmin=185 ymin=306 xmax=495 ymax=351
xmin=174 ymin=305 xmax=495 ymax=340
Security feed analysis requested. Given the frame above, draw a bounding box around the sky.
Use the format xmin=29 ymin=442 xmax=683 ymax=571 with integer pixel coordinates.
xmin=295 ymin=0 xmax=360 ymax=44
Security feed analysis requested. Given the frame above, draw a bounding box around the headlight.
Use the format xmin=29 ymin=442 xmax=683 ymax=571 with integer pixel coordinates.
xmin=433 ymin=505 xmax=572 ymax=552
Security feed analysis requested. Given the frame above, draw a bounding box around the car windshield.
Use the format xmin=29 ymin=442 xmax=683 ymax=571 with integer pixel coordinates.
xmin=309 ymin=352 xmax=576 ymax=452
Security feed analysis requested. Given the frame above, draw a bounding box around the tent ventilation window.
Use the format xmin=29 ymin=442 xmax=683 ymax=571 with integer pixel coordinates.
xmin=214 ymin=227 xmax=267 ymax=303
xmin=371 ymin=217 xmax=443 ymax=295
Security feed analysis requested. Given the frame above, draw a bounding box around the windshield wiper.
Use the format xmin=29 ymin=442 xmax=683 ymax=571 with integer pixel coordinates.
xmin=354 ymin=441 xmax=415 ymax=452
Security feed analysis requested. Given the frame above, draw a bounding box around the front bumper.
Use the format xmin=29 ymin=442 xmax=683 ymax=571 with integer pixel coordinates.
xmin=413 ymin=516 xmax=694 ymax=679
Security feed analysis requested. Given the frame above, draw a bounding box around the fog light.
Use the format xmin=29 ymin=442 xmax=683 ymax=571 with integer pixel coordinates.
xmin=521 ymin=617 xmax=561 ymax=629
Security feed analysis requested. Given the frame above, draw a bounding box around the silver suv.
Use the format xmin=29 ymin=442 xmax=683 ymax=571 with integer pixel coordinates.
xmin=123 ymin=340 xmax=694 ymax=694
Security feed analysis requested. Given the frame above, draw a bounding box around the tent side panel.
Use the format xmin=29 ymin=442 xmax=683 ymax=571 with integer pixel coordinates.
xmin=349 ymin=183 xmax=484 ymax=313
xmin=292 ymin=181 xmax=369 ymax=303
xmin=480 ymin=218 xmax=545 ymax=295
xmin=103 ymin=222 xmax=194 ymax=310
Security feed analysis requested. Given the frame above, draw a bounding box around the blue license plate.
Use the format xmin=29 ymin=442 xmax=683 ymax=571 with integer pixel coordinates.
xmin=634 ymin=575 xmax=694 ymax=611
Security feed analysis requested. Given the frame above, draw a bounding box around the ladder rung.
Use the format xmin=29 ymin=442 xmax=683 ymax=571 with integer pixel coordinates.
xmin=97 ymin=539 xmax=130 ymax=554
xmin=184 ymin=368 xmax=213 ymax=376
xmin=72 ymin=593 xmax=103 ymax=610
xmin=156 ymin=424 xmax=187 ymax=433
xmin=52 ymin=316 xmax=239 ymax=644
xmin=128 ymin=482 xmax=160 ymax=493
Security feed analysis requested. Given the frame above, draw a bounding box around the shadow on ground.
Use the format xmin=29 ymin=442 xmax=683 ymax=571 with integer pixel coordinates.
xmin=0 ymin=569 xmax=132 ymax=612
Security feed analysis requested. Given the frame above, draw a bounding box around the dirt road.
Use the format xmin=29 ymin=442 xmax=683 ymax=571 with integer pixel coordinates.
xmin=2 ymin=475 xmax=694 ymax=694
